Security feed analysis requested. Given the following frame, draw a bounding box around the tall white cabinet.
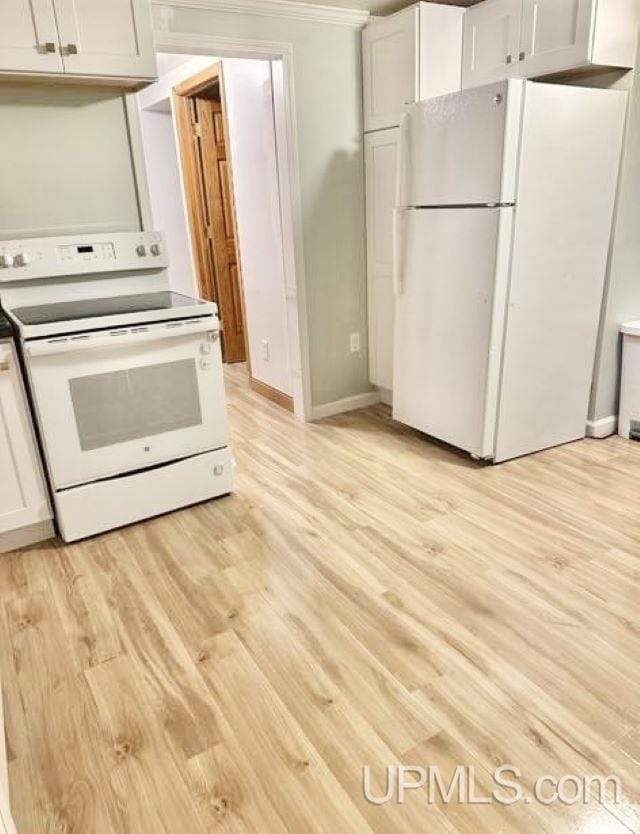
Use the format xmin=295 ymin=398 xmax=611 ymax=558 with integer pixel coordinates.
xmin=365 ymin=129 xmax=399 ymax=394
xmin=362 ymin=2 xmax=464 ymax=396
xmin=0 ymin=0 xmax=156 ymax=84
xmin=462 ymin=0 xmax=639 ymax=88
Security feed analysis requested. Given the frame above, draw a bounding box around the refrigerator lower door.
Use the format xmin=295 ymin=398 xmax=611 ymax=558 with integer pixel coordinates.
xmin=399 ymin=80 xmax=523 ymax=208
xmin=392 ymin=207 xmax=513 ymax=458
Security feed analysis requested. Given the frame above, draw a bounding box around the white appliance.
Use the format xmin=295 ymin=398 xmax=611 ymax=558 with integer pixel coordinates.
xmin=0 ymin=231 xmax=233 ymax=542
xmin=392 ymin=79 xmax=627 ymax=462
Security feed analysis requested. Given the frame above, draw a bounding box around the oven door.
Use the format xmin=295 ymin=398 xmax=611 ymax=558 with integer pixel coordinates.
xmin=24 ymin=317 xmax=229 ymax=489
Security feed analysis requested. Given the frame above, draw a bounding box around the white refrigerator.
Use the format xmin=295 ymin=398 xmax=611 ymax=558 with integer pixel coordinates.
xmin=392 ymin=79 xmax=627 ymax=463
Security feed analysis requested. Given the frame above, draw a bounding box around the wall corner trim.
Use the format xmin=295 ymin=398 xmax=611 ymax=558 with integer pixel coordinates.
xmin=153 ymin=0 xmax=370 ymax=28
xmin=311 ymin=390 xmax=381 ymax=421
xmin=585 ymin=415 xmax=618 ymax=438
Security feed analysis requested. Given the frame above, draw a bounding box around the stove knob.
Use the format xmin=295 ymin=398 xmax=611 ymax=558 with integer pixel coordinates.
xmin=0 ymin=254 xmax=10 ymax=269
xmin=13 ymin=253 xmax=31 ymax=267
xmin=136 ymin=245 xmax=147 ymax=257
xmin=150 ymin=243 xmax=162 ymax=256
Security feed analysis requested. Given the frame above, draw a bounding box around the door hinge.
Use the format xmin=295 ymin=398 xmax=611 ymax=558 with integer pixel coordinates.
xmin=192 ymin=122 xmax=203 ymax=138
xmin=206 ymin=225 xmax=214 ymax=240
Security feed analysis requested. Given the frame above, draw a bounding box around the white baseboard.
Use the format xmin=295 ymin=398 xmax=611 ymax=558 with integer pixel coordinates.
xmin=378 ymin=387 xmax=393 ymax=406
xmin=311 ymin=390 xmax=380 ymax=420
xmin=0 ymin=519 xmax=55 ymax=554
xmin=585 ymin=415 xmax=618 ymax=438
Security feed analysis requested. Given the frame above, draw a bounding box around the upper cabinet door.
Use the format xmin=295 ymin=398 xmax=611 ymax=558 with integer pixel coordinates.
xmin=53 ymin=0 xmax=157 ymax=79
xmin=363 ymin=5 xmax=418 ymax=132
xmin=0 ymin=0 xmax=63 ymax=74
xmin=518 ymin=0 xmax=594 ymax=76
xmin=461 ymin=0 xmax=522 ymax=89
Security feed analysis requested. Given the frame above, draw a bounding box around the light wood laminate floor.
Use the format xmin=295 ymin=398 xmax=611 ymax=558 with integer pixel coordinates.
xmin=2 ymin=364 xmax=640 ymax=833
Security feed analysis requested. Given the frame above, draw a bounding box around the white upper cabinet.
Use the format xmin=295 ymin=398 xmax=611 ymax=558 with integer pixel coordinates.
xmin=462 ymin=0 xmax=521 ymax=88
xmin=363 ymin=6 xmax=418 ymax=132
xmin=463 ymin=0 xmax=639 ymax=89
xmin=53 ymin=0 xmax=157 ymax=80
xmin=519 ymin=0 xmax=600 ymax=76
xmin=0 ymin=341 xmax=51 ymax=537
xmin=0 ymin=0 xmax=63 ymax=74
xmin=362 ymin=2 xmax=464 ymax=132
xmin=0 ymin=0 xmax=156 ymax=84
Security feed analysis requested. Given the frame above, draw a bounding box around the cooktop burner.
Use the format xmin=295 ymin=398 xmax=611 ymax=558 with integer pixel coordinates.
xmin=12 ymin=292 xmax=206 ymax=326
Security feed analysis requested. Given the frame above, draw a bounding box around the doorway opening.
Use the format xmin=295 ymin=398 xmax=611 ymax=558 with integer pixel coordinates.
xmin=173 ymin=62 xmax=246 ymax=364
xmin=135 ymin=52 xmax=302 ymax=414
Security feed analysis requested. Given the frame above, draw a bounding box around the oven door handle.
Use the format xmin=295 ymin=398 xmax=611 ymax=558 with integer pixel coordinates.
xmin=25 ymin=317 xmax=219 ymax=357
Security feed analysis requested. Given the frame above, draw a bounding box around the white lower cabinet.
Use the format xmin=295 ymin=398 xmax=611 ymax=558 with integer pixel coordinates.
xmin=365 ymin=129 xmax=399 ymax=393
xmin=0 ymin=340 xmax=52 ymax=542
xmin=462 ymin=0 xmax=639 ymax=88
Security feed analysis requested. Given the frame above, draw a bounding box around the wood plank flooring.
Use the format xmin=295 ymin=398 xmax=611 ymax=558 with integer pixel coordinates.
xmin=1 ymin=363 xmax=640 ymax=833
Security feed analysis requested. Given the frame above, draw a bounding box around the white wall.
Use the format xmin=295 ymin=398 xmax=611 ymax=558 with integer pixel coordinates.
xmin=152 ymin=4 xmax=370 ymax=408
xmin=137 ymin=106 xmax=196 ymax=296
xmin=224 ymin=59 xmax=293 ymax=396
xmin=137 ymin=55 xmax=221 ymax=296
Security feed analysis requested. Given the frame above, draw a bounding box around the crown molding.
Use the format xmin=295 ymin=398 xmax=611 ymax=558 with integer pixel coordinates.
xmin=153 ymin=0 xmax=370 ymax=28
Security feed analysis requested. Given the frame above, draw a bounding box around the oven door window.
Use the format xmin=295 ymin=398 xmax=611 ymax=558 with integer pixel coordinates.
xmin=69 ymin=359 xmax=202 ymax=451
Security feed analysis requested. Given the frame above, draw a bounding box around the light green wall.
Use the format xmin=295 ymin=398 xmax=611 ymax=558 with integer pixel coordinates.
xmin=0 ymin=85 xmax=140 ymax=240
xmin=154 ymin=4 xmax=370 ymax=407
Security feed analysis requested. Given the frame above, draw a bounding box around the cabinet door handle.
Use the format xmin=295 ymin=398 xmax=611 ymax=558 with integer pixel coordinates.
xmin=505 ymin=54 xmax=513 ymax=64
xmin=519 ymin=51 xmax=526 ymax=61
xmin=61 ymin=44 xmax=78 ymax=56
xmin=0 ymin=360 xmax=10 ymax=372
xmin=36 ymin=42 xmax=57 ymax=54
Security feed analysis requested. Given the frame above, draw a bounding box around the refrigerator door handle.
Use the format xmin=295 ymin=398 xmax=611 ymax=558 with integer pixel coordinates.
xmin=393 ymin=111 xmax=410 ymax=297
xmin=392 ymin=208 xmax=405 ymax=297
xmin=395 ymin=111 xmax=409 ymax=209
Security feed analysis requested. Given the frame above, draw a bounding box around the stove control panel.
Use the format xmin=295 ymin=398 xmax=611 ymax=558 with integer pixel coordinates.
xmin=0 ymin=232 xmax=168 ymax=282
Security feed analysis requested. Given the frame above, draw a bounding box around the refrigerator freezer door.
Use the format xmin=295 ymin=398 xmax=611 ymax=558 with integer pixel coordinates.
xmin=398 ymin=79 xmax=523 ymax=208
xmin=393 ymin=207 xmax=513 ymax=457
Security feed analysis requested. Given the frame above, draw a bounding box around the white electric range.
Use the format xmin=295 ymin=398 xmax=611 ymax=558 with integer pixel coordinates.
xmin=0 ymin=231 xmax=233 ymax=542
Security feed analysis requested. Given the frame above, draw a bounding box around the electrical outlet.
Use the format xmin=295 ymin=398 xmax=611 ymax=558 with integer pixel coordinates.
xmin=349 ymin=332 xmax=361 ymax=353
xmin=261 ymin=339 xmax=270 ymax=362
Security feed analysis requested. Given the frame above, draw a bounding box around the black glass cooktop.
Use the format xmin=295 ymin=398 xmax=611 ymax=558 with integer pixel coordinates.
xmin=13 ymin=292 xmax=206 ymax=326
xmin=0 ymin=309 xmax=13 ymax=339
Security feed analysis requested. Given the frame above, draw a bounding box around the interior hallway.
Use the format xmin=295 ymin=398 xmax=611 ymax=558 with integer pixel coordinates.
xmin=1 ymin=363 xmax=639 ymax=833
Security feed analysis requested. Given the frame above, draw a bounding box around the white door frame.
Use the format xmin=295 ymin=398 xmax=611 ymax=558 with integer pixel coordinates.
xmin=128 ymin=30 xmax=312 ymax=420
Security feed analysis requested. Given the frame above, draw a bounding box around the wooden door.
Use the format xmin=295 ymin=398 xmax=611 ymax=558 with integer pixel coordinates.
xmin=52 ymin=0 xmax=156 ymax=79
xmin=461 ymin=0 xmax=521 ymax=89
xmin=0 ymin=0 xmax=63 ymax=74
xmin=174 ymin=67 xmax=246 ymax=363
